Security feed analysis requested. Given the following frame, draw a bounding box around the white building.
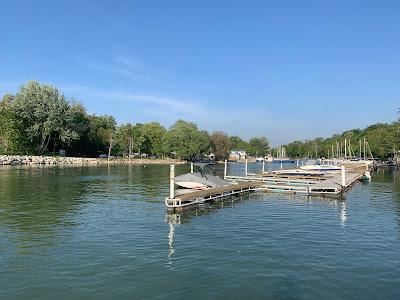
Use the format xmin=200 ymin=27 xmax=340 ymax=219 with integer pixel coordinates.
xmin=229 ymin=150 xmax=246 ymax=161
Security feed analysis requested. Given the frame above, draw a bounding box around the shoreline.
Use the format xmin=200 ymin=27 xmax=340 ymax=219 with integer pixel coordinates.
xmin=0 ymin=155 xmax=186 ymax=166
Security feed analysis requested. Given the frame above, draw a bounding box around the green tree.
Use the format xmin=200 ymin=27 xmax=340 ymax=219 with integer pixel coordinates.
xmin=142 ymin=122 xmax=166 ymax=156
xmin=163 ymin=120 xmax=210 ymax=160
xmin=68 ymin=115 xmax=115 ymax=157
xmin=9 ymin=81 xmax=85 ymax=154
xmin=210 ymin=131 xmax=230 ymax=160
xmin=0 ymin=94 xmax=29 ymax=153
xmin=229 ymin=135 xmax=249 ymax=151
xmin=116 ymin=123 xmax=134 ymax=157
xmin=248 ymin=137 xmax=269 ymax=156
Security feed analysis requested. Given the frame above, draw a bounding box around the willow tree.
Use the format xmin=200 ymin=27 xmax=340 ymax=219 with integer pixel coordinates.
xmin=9 ymin=81 xmax=86 ymax=154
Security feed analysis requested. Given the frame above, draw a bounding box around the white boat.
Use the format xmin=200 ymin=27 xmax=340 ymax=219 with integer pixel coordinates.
xmin=300 ymin=164 xmax=341 ymax=172
xmin=174 ymin=172 xmax=230 ymax=190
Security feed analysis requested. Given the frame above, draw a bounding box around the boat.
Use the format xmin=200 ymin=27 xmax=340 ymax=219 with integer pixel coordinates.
xmin=174 ymin=161 xmax=229 ymax=190
xmin=300 ymin=164 xmax=341 ymax=172
xmin=256 ymin=157 xmax=265 ymax=162
xmin=272 ymin=158 xmax=295 ymax=163
xmin=174 ymin=172 xmax=230 ymax=190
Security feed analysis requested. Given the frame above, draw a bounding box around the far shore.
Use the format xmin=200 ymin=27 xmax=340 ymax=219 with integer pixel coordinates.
xmin=0 ymin=155 xmax=186 ymax=166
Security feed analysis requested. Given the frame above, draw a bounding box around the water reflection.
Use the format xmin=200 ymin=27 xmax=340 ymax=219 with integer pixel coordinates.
xmin=0 ymin=167 xmax=89 ymax=251
xmin=164 ymin=192 xmax=352 ymax=263
xmin=339 ymin=201 xmax=347 ymax=227
xmin=166 ymin=222 xmax=176 ymax=270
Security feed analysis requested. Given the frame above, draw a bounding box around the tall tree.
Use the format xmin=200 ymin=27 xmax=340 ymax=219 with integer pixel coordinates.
xmin=248 ymin=137 xmax=269 ymax=156
xmin=0 ymin=94 xmax=28 ymax=153
xmin=229 ymin=135 xmax=249 ymax=151
xmin=210 ymin=131 xmax=230 ymax=160
xmin=163 ymin=120 xmax=210 ymax=160
xmin=9 ymin=81 xmax=85 ymax=154
xmin=142 ymin=122 xmax=166 ymax=156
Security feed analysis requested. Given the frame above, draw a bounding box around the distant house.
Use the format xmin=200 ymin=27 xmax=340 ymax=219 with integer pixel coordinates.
xmin=229 ymin=150 xmax=246 ymax=161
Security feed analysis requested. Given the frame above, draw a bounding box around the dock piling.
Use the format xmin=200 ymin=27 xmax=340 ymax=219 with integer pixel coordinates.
xmin=190 ymin=162 xmax=194 ymax=173
xmin=262 ymin=160 xmax=265 ymax=172
xmin=224 ymin=159 xmax=227 ymax=179
xmin=170 ymin=165 xmax=175 ymax=199
xmin=341 ymin=165 xmax=346 ymax=187
xmin=245 ymin=159 xmax=248 ymax=176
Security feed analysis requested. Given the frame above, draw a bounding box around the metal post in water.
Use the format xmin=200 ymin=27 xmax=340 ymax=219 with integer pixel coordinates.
xmin=190 ymin=162 xmax=194 ymax=173
xmin=245 ymin=159 xmax=248 ymax=176
xmin=170 ymin=165 xmax=175 ymax=199
xmin=262 ymin=160 xmax=265 ymax=172
xmin=341 ymin=165 xmax=346 ymax=187
xmin=296 ymin=160 xmax=299 ymax=168
xmin=280 ymin=162 xmax=283 ymax=169
xmin=224 ymin=159 xmax=227 ymax=179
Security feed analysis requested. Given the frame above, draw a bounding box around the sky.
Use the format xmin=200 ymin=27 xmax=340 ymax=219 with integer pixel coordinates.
xmin=0 ymin=0 xmax=399 ymax=145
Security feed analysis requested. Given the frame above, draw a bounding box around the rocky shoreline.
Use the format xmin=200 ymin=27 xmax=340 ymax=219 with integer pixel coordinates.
xmin=0 ymin=155 xmax=186 ymax=166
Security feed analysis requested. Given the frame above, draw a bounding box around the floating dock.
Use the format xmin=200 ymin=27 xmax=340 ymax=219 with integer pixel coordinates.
xmin=165 ymin=161 xmax=367 ymax=211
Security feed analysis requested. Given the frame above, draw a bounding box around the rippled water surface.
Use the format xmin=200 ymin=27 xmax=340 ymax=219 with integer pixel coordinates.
xmin=1 ymin=164 xmax=400 ymax=299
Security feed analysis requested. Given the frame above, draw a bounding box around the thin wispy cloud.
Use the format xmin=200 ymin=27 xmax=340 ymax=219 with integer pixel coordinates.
xmin=61 ymin=84 xmax=206 ymax=117
xmin=76 ymin=56 xmax=149 ymax=80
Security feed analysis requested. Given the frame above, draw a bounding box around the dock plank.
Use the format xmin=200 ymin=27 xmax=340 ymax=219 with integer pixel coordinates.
xmin=312 ymin=172 xmax=362 ymax=189
xmin=175 ymin=182 xmax=263 ymax=202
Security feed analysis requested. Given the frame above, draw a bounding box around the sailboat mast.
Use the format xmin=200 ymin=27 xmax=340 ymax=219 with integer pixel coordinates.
xmin=363 ymin=137 xmax=366 ymax=160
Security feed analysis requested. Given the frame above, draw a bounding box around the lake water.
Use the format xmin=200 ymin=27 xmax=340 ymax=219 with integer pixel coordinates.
xmin=1 ymin=163 xmax=400 ymax=299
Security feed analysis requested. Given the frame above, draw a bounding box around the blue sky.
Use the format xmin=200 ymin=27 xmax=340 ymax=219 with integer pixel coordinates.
xmin=1 ymin=0 xmax=399 ymax=145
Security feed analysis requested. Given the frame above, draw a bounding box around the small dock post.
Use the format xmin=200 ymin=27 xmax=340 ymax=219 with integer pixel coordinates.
xmin=224 ymin=159 xmax=228 ymax=179
xmin=296 ymin=160 xmax=299 ymax=168
xmin=170 ymin=165 xmax=175 ymax=199
xmin=190 ymin=162 xmax=194 ymax=173
xmin=341 ymin=165 xmax=346 ymax=187
xmin=262 ymin=160 xmax=265 ymax=172
xmin=245 ymin=159 xmax=248 ymax=176
xmin=280 ymin=162 xmax=283 ymax=169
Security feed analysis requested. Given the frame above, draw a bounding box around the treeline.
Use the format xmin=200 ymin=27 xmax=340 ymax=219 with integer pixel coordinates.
xmin=283 ymin=122 xmax=400 ymax=159
xmin=0 ymin=81 xmax=269 ymax=160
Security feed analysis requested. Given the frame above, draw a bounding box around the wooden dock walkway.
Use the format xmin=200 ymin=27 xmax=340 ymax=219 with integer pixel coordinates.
xmin=165 ymin=163 xmax=367 ymax=211
xmin=166 ymin=181 xmax=263 ymax=211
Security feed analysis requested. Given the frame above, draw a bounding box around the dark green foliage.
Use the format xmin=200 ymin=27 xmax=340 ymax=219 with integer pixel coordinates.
xmin=1 ymin=80 xmax=397 ymax=160
xmin=210 ymin=131 xmax=230 ymax=160
xmin=248 ymin=137 xmax=269 ymax=156
xmin=162 ymin=120 xmax=211 ymax=160
xmin=284 ymin=122 xmax=400 ymax=159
